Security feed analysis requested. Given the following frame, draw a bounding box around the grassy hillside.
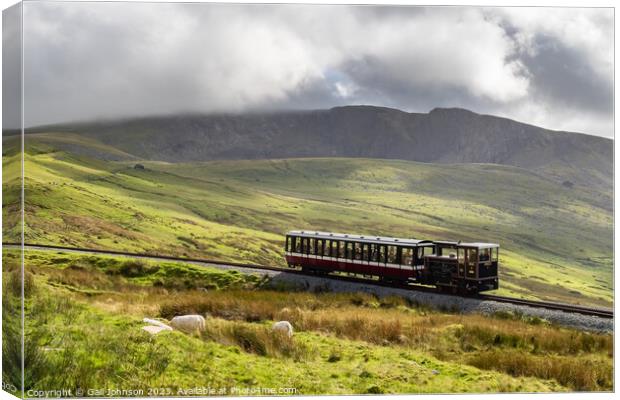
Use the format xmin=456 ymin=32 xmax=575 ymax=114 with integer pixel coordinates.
xmin=2 ymin=133 xmax=613 ymax=306
xmin=29 ymin=106 xmax=612 ymax=196
xmin=4 ymin=249 xmax=612 ymax=395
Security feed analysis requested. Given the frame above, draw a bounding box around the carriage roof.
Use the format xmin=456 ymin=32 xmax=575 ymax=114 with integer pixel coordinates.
xmin=286 ymin=230 xmax=433 ymax=247
xmin=433 ymin=240 xmax=499 ymax=249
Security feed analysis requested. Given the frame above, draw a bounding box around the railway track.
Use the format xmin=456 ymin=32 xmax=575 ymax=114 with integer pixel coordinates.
xmin=4 ymin=242 xmax=614 ymax=319
xmin=477 ymin=295 xmax=614 ymax=319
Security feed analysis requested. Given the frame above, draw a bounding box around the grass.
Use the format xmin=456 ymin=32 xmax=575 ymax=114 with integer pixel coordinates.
xmin=3 ymin=132 xmax=613 ymax=308
xmin=3 ymin=249 xmax=613 ymax=394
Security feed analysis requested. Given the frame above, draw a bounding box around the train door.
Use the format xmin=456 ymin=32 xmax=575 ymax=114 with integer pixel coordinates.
xmin=466 ymin=248 xmax=478 ymax=278
xmin=457 ymin=247 xmax=465 ymax=277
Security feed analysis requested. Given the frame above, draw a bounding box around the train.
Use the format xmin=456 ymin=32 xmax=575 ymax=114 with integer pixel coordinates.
xmin=284 ymin=230 xmax=499 ymax=293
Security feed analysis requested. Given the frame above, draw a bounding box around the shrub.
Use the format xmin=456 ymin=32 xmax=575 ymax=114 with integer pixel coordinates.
xmin=118 ymin=261 xmax=158 ymax=278
xmin=327 ymin=351 xmax=341 ymax=362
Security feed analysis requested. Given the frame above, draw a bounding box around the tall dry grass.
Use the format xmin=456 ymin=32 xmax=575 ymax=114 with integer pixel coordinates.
xmin=199 ymin=318 xmax=312 ymax=361
xmin=154 ymin=289 xmax=613 ymax=391
xmin=468 ymin=350 xmax=611 ymax=391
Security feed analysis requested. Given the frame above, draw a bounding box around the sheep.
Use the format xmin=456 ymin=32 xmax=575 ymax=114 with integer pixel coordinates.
xmin=170 ymin=315 xmax=206 ymax=333
xmin=272 ymin=320 xmax=294 ymax=338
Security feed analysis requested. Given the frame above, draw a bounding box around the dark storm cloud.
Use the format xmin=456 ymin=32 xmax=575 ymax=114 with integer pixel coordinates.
xmin=338 ymin=55 xmax=501 ymax=114
xmin=16 ymin=3 xmax=614 ymax=137
xmin=520 ymin=33 xmax=613 ymax=115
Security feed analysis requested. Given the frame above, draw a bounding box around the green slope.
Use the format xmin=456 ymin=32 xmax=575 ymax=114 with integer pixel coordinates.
xmin=4 ymin=133 xmax=613 ymax=307
xmin=9 ymin=249 xmax=607 ymax=394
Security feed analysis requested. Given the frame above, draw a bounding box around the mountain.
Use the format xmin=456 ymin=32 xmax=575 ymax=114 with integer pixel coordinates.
xmin=27 ymin=106 xmax=613 ymax=197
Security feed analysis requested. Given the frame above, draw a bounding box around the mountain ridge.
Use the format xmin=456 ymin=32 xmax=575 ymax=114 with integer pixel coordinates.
xmin=24 ymin=105 xmax=612 ymax=196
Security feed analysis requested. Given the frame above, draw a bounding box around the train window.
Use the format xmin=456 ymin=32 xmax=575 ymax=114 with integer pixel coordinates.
xmin=491 ymin=247 xmax=498 ymax=262
xmin=402 ymin=247 xmax=413 ymax=265
xmin=338 ymin=241 xmax=345 ymax=258
xmin=323 ymin=240 xmax=331 ymax=256
xmin=458 ymin=248 xmax=465 ymax=262
xmin=479 ymin=248 xmax=491 ymax=262
xmin=370 ymin=244 xmax=379 ymax=262
xmin=309 ymin=238 xmax=315 ymax=255
xmin=347 ymin=242 xmax=355 ymax=259
xmin=316 ymin=239 xmax=323 ymax=256
xmin=416 ymin=246 xmax=430 ymax=259
xmin=353 ymin=243 xmax=362 ymax=260
xmin=294 ymin=237 xmax=301 ymax=253
xmin=379 ymin=245 xmax=386 ymax=263
xmin=363 ymin=244 xmax=370 ymax=261
xmin=439 ymin=246 xmax=457 ymax=258
xmin=387 ymin=246 xmax=397 ymax=264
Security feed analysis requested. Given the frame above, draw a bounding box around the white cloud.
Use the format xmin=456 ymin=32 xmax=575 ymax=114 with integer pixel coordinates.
xmin=21 ymin=3 xmax=613 ymax=137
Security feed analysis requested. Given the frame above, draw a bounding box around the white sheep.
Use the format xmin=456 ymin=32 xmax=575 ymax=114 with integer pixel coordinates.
xmin=272 ymin=320 xmax=294 ymax=338
xmin=170 ymin=315 xmax=206 ymax=333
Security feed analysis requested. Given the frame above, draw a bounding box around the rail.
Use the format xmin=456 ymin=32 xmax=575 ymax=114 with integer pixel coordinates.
xmin=3 ymin=242 xmax=613 ymax=319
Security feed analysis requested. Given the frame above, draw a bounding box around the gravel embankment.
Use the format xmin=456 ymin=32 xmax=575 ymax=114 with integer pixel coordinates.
xmin=203 ymin=263 xmax=613 ymax=333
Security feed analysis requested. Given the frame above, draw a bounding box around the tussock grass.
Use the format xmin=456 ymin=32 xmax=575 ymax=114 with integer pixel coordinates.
xmin=200 ymin=318 xmax=312 ymax=361
xmin=468 ymin=350 xmax=611 ymax=391
xmin=155 ymin=289 xmax=612 ymax=391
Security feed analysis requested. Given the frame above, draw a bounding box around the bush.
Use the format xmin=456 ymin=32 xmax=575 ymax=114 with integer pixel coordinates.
xmin=118 ymin=261 xmax=158 ymax=278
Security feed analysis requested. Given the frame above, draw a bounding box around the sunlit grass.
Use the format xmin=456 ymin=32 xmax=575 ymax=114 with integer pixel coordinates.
xmin=7 ymin=249 xmax=611 ymax=393
xmin=3 ymin=134 xmax=613 ymax=307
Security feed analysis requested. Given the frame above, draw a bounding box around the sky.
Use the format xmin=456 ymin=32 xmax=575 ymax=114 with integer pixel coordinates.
xmin=4 ymin=2 xmax=615 ymax=137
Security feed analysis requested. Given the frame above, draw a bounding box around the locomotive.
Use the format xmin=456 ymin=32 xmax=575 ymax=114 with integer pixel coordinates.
xmin=284 ymin=230 xmax=499 ymax=293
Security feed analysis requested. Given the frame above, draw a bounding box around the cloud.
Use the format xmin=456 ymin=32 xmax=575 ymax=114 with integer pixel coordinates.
xmin=20 ymin=3 xmax=613 ymax=137
xmin=2 ymin=3 xmax=22 ymax=130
